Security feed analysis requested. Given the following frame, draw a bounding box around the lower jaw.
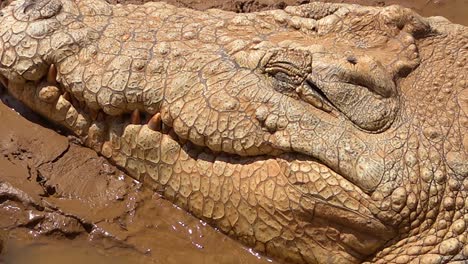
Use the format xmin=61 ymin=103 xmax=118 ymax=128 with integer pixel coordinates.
xmin=106 ymin=122 xmax=395 ymax=262
xmin=3 ymin=76 xmax=394 ymax=264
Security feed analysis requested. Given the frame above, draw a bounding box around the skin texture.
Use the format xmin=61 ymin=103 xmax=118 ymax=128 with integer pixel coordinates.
xmin=0 ymin=0 xmax=467 ymax=263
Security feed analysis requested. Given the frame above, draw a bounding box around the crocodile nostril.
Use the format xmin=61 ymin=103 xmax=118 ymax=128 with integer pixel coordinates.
xmin=347 ymin=56 xmax=357 ymax=65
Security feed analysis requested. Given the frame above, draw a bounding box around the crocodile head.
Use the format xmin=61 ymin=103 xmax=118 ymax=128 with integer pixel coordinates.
xmin=1 ymin=0 xmax=467 ymax=263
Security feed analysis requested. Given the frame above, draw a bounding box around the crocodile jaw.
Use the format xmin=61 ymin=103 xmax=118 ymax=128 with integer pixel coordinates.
xmin=4 ymin=0 xmax=467 ymax=263
xmin=2 ymin=76 xmax=396 ymax=263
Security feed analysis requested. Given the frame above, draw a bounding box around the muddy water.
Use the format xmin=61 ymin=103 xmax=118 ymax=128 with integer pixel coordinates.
xmin=0 ymin=1 xmax=467 ymax=264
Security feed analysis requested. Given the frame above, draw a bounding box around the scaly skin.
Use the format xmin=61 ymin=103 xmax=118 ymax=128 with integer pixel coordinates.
xmin=0 ymin=0 xmax=467 ymax=263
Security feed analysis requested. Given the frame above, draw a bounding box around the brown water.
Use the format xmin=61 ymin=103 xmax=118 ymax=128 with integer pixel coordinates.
xmin=0 ymin=1 xmax=467 ymax=264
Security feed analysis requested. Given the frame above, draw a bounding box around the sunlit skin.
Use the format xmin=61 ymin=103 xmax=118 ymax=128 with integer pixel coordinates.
xmin=0 ymin=0 xmax=467 ymax=263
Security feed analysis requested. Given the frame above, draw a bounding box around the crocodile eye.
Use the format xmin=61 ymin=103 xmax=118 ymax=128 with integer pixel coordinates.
xmin=14 ymin=0 xmax=62 ymax=21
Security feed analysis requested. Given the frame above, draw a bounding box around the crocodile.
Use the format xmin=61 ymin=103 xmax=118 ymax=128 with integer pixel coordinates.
xmin=0 ymin=0 xmax=467 ymax=263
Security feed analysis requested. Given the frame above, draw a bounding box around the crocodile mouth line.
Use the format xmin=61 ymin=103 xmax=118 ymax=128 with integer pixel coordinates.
xmin=0 ymin=64 xmax=338 ymax=186
xmin=0 ymin=64 xmax=394 ymax=245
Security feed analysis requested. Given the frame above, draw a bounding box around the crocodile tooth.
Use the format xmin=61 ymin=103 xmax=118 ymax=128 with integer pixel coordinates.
xmin=47 ymin=64 xmax=58 ymax=84
xmin=148 ymin=112 xmax=162 ymax=131
xmin=131 ymin=109 xmax=141 ymax=124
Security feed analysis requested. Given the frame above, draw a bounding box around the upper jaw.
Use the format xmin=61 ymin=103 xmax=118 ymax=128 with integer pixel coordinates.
xmin=1 ymin=54 xmax=389 ymax=199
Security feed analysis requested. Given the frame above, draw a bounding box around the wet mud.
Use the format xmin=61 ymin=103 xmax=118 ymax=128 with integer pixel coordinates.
xmin=1 ymin=0 xmax=467 ymax=25
xmin=0 ymin=0 xmax=467 ymax=263
xmin=0 ymin=100 xmax=275 ymax=264
xmin=105 ymin=0 xmax=468 ymax=26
